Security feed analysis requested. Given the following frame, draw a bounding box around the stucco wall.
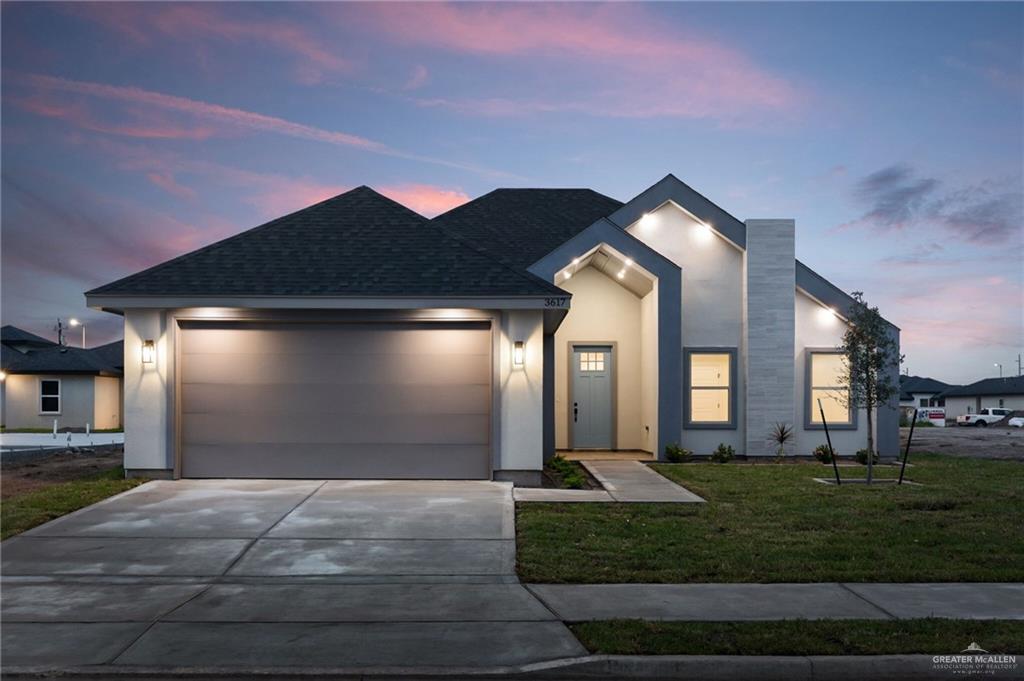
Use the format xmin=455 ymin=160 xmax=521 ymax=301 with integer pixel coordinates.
xmin=626 ymin=201 xmax=745 ymax=454
xmin=553 ymin=266 xmax=644 ymax=450
xmin=794 ymin=291 xmax=869 ymax=456
xmin=2 ymin=374 xmax=96 ymax=429
xmin=93 ymin=375 xmax=122 ymax=429
xmin=498 ymin=309 xmax=545 ymax=471
xmin=124 ymin=309 xmax=171 ymax=471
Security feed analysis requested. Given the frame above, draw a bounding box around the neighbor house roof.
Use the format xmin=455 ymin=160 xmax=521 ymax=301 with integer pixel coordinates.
xmin=941 ymin=376 xmax=1024 ymax=398
xmin=1 ymin=325 xmax=56 ymax=347
xmin=432 ymin=188 xmax=624 ymax=270
xmin=87 ymin=186 xmax=565 ymax=299
xmin=900 ymin=375 xmax=954 ymax=395
xmin=90 ymin=340 xmax=124 ymax=370
xmin=1 ymin=343 xmax=122 ymax=376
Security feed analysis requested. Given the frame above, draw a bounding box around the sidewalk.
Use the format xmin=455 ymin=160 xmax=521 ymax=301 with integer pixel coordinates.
xmin=526 ymin=582 xmax=1024 ymax=621
xmin=513 ymin=460 xmax=705 ymax=503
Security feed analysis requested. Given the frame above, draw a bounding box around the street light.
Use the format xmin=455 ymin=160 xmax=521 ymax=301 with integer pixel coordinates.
xmin=994 ymin=363 xmax=1003 ymax=378
xmin=69 ymin=318 xmax=85 ymax=348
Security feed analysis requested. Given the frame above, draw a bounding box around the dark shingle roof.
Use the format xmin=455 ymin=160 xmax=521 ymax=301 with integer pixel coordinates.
xmin=941 ymin=376 xmax=1024 ymax=398
xmin=87 ymin=187 xmax=564 ymax=298
xmin=432 ymin=188 xmax=624 ymax=270
xmin=900 ymin=375 xmax=954 ymax=394
xmin=1 ymin=344 xmax=122 ymax=376
xmin=1 ymin=325 xmax=56 ymax=346
xmin=90 ymin=340 xmax=124 ymax=370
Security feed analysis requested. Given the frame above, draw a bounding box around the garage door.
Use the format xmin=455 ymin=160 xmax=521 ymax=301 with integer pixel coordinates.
xmin=179 ymin=321 xmax=492 ymax=479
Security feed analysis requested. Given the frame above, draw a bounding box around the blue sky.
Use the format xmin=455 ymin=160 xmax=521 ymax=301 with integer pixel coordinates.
xmin=2 ymin=2 xmax=1021 ymax=383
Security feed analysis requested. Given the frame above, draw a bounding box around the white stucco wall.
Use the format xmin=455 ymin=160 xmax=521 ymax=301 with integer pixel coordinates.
xmin=626 ymin=201 xmax=745 ymax=454
xmin=794 ymin=290 xmax=869 ymax=456
xmin=1 ymin=374 xmax=96 ymax=429
xmin=123 ymin=309 xmax=171 ymax=471
xmin=498 ymin=309 xmax=545 ymax=471
xmin=93 ymin=375 xmax=122 ymax=429
xmin=553 ymin=266 xmax=644 ymax=450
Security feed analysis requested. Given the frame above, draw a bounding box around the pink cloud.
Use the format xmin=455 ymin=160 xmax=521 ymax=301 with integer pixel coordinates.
xmin=403 ymin=64 xmax=431 ymax=91
xmin=378 ymin=184 xmax=469 ymax=217
xmin=342 ymin=3 xmax=801 ymax=121
xmin=70 ymin=3 xmax=350 ymax=85
xmin=145 ymin=172 xmax=196 ymax=201
xmin=11 ymin=94 xmax=218 ymax=140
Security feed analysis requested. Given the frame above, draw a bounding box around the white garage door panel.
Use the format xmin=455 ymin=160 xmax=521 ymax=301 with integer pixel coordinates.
xmin=181 ymin=352 xmax=489 ymax=386
xmin=182 ymin=383 xmax=491 ymax=416
xmin=179 ymin=322 xmax=492 ymax=479
xmin=183 ymin=444 xmax=490 ymax=480
xmin=183 ymin=413 xmax=490 ymax=445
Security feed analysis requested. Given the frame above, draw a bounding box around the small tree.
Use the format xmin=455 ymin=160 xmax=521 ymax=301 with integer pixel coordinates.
xmin=769 ymin=422 xmax=794 ymax=463
xmin=838 ymin=292 xmax=903 ymax=483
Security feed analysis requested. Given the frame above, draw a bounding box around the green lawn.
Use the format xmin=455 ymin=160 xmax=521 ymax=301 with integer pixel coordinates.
xmin=516 ymin=454 xmax=1023 ymax=583
xmin=571 ymin=619 xmax=1024 ymax=656
xmin=1 ymin=467 xmax=145 ymax=540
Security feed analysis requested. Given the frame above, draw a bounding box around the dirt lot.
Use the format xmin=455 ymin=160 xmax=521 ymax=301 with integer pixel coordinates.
xmin=1 ymin=448 xmax=125 ymax=499
xmin=902 ymin=425 xmax=1024 ymax=460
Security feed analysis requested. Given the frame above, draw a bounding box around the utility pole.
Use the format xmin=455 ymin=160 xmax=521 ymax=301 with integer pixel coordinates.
xmin=1018 ymin=353 xmax=1022 ymax=377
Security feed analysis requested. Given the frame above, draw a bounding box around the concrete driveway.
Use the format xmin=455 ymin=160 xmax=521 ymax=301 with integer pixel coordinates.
xmin=2 ymin=479 xmax=584 ymax=671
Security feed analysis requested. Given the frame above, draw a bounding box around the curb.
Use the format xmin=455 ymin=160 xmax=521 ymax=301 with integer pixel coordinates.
xmin=4 ymin=654 xmax=1022 ymax=681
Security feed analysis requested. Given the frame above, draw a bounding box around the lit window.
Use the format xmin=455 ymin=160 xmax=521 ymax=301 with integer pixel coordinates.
xmin=40 ymin=379 xmax=61 ymax=414
xmin=809 ymin=352 xmax=852 ymax=425
xmin=687 ymin=351 xmax=732 ymax=425
xmin=579 ymin=352 xmax=605 ymax=372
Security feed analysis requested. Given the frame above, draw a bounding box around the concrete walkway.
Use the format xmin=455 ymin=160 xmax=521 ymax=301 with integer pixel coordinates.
xmin=581 ymin=459 xmax=706 ymax=502
xmin=1 ymin=479 xmax=585 ymax=671
xmin=527 ymin=582 xmax=1024 ymax=621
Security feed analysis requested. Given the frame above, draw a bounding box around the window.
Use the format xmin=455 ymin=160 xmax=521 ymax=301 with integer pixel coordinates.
xmin=579 ymin=351 xmax=605 ymax=372
xmin=807 ymin=352 xmax=853 ymax=428
xmin=39 ymin=379 xmax=61 ymax=414
xmin=919 ymin=398 xmax=928 ymax=407
xmin=685 ymin=350 xmax=734 ymax=427
xmin=999 ymin=399 xmax=1005 ymax=408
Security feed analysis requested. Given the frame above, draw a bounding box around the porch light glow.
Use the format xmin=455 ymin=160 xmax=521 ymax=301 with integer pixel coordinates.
xmin=563 ymin=270 xmax=573 ymax=280
xmin=696 ymin=221 xmax=714 ymax=242
xmin=572 ymin=257 xmax=581 ymax=266
xmin=142 ymin=339 xmax=155 ymax=364
xmin=624 ymin=258 xmax=634 ymax=268
xmin=817 ymin=307 xmax=838 ymax=326
xmin=617 ymin=269 xmax=626 ymax=279
xmin=0 ymin=370 xmax=6 ymax=381
xmin=512 ymin=341 xmax=525 ymax=368
xmin=639 ymin=213 xmax=655 ymax=229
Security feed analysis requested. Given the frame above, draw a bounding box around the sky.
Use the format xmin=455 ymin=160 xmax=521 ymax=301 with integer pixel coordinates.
xmin=1 ymin=1 xmax=1021 ymax=384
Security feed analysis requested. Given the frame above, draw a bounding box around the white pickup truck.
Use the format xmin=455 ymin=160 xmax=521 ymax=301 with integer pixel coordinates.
xmin=957 ymin=408 xmax=1013 ymax=427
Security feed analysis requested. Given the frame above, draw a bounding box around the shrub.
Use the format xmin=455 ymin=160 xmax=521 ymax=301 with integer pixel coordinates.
xmin=664 ymin=443 xmax=693 ymax=463
xmin=710 ymin=443 xmax=735 ymax=463
xmin=854 ymin=448 xmax=879 ymax=465
xmin=547 ymin=455 xmax=586 ymax=489
xmin=812 ymin=444 xmax=834 ymax=463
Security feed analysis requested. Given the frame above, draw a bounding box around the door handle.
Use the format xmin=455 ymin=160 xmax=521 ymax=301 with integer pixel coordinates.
xmin=573 ymin=402 xmax=579 ymax=423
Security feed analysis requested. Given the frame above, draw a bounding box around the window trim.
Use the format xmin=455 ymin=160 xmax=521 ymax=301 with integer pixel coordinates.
xmin=38 ymin=377 xmax=62 ymax=415
xmin=683 ymin=347 xmax=737 ymax=430
xmin=804 ymin=349 xmax=857 ymax=431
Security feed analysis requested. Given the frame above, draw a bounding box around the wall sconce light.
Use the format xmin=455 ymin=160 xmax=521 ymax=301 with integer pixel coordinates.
xmin=142 ymin=339 xmax=155 ymax=364
xmin=512 ymin=341 xmax=525 ymax=368
xmin=0 ymin=370 xmax=7 ymax=381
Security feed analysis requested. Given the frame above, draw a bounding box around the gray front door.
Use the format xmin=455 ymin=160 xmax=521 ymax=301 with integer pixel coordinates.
xmin=571 ymin=345 xmax=613 ymax=449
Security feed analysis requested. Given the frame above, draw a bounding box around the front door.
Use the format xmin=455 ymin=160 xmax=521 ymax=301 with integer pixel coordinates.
xmin=571 ymin=345 xmax=613 ymax=448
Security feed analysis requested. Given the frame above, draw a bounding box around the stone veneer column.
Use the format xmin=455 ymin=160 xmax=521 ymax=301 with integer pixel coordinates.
xmin=744 ymin=220 xmax=796 ymax=456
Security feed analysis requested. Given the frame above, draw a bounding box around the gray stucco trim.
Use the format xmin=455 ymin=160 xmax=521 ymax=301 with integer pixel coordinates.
xmin=87 ymin=294 xmax=566 ymax=313
xmin=542 ymin=332 xmax=556 ymax=463
xmin=605 ymin=174 xmax=748 ymax=250
xmin=803 ymin=348 xmax=858 ymax=431
xmin=876 ymin=325 xmax=901 ymax=455
xmin=683 ymin=348 xmax=738 ymax=430
xmin=528 ymin=217 xmax=682 ymax=461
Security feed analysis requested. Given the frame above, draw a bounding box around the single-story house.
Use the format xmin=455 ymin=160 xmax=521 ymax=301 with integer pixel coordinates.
xmin=1 ymin=325 xmax=123 ymax=430
xmin=85 ymin=175 xmax=900 ymax=483
xmin=899 ymin=375 xmax=956 ymax=408
xmin=940 ymin=376 xmax=1024 ymax=419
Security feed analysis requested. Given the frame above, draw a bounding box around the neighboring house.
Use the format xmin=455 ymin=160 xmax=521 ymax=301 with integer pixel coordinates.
xmin=899 ymin=375 xmax=956 ymax=409
xmin=85 ymin=175 xmax=900 ymax=483
xmin=0 ymin=325 xmax=123 ymax=430
xmin=940 ymin=376 xmax=1024 ymax=419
